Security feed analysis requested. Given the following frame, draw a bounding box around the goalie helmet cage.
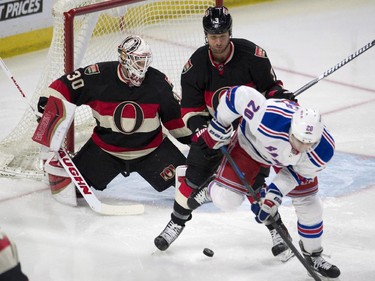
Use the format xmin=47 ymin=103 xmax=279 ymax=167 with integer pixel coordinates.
xmin=0 ymin=0 xmax=222 ymax=179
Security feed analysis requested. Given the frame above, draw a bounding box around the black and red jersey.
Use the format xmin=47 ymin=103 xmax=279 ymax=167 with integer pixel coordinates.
xmin=45 ymin=61 xmax=191 ymax=160
xmin=180 ymin=38 xmax=285 ymax=132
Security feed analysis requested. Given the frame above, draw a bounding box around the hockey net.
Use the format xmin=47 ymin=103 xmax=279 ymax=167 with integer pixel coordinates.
xmin=0 ymin=0 xmax=219 ymax=179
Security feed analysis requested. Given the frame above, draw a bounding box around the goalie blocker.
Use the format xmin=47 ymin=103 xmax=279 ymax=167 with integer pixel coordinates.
xmin=32 ymin=96 xmax=76 ymax=151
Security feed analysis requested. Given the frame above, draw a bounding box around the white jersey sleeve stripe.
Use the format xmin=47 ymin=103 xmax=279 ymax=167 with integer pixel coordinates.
xmin=307 ymin=128 xmax=335 ymax=168
xmin=258 ymin=123 xmax=289 ymax=141
xmin=322 ymin=129 xmax=335 ymax=148
xmin=267 ymin=105 xmax=295 ymax=117
xmin=308 ymin=150 xmax=327 ymax=167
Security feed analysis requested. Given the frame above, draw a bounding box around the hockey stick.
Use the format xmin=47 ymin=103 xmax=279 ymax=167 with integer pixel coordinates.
xmin=1 ymin=58 xmax=144 ymax=215
xmin=220 ymin=146 xmax=321 ymax=281
xmin=56 ymin=147 xmax=145 ymax=215
xmin=0 ymin=57 xmax=41 ymax=117
xmin=294 ymin=39 xmax=375 ymax=97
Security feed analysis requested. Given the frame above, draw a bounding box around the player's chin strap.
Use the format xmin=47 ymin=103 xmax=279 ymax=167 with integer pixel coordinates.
xmin=294 ymin=39 xmax=375 ymax=97
xmin=220 ymin=146 xmax=322 ymax=281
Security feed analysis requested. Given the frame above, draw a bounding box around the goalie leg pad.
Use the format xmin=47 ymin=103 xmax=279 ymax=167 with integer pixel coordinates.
xmin=44 ymin=155 xmax=77 ymax=207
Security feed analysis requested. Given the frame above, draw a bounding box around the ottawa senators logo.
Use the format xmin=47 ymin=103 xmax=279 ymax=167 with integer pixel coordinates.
xmin=254 ymin=46 xmax=267 ymax=58
xmin=182 ymin=59 xmax=193 ymax=74
xmin=160 ymin=164 xmax=176 ymax=181
xmin=113 ymin=101 xmax=144 ymax=134
xmin=84 ymin=64 xmax=100 ymax=75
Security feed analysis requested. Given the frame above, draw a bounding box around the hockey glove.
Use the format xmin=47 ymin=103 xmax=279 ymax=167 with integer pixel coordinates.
xmin=36 ymin=96 xmax=49 ymax=122
xmin=191 ymin=128 xmax=221 ymax=160
xmin=201 ymin=118 xmax=233 ymax=150
xmin=37 ymin=97 xmax=49 ymax=114
xmin=250 ymin=187 xmax=265 ymax=223
xmin=251 ymin=184 xmax=283 ymax=223
xmin=266 ymin=89 xmax=297 ymax=103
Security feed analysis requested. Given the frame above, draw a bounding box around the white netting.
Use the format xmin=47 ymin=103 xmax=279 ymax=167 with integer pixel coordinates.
xmin=0 ymin=0 xmax=216 ymax=179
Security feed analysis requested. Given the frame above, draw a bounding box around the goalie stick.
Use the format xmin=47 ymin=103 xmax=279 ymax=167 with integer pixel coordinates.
xmin=1 ymin=58 xmax=144 ymax=215
xmin=0 ymin=57 xmax=41 ymax=117
xmin=294 ymin=39 xmax=375 ymax=97
xmin=56 ymin=147 xmax=145 ymax=215
xmin=220 ymin=146 xmax=322 ymax=281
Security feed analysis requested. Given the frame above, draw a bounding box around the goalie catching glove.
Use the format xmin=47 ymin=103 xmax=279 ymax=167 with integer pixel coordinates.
xmin=251 ymin=184 xmax=283 ymax=223
xmin=201 ymin=118 xmax=233 ymax=149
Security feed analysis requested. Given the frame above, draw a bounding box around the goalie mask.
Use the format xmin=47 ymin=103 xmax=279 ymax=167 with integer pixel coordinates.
xmin=203 ymin=6 xmax=232 ymax=35
xmin=290 ymin=107 xmax=324 ymax=152
xmin=118 ymin=35 xmax=153 ymax=87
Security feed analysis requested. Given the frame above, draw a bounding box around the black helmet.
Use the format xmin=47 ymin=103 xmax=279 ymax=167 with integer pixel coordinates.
xmin=203 ymin=6 xmax=232 ymax=35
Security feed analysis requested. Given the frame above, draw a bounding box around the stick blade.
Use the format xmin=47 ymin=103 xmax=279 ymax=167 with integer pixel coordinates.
xmin=96 ymin=203 xmax=145 ymax=216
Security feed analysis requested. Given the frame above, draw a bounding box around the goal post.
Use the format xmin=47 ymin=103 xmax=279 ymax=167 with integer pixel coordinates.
xmin=0 ymin=0 xmax=220 ymax=179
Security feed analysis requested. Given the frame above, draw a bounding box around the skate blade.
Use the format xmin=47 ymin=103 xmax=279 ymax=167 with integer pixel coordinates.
xmin=278 ymin=248 xmax=295 ymax=262
xmin=307 ymin=271 xmax=341 ymax=280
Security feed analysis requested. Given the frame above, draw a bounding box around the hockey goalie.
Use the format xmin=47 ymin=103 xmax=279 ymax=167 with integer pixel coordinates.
xmin=30 ymin=35 xmax=191 ymax=215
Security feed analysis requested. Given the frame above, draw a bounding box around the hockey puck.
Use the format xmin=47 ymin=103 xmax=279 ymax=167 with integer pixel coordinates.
xmin=203 ymin=248 xmax=214 ymax=257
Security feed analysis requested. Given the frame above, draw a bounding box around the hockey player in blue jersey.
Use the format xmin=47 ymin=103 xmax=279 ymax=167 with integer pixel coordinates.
xmin=200 ymin=85 xmax=340 ymax=278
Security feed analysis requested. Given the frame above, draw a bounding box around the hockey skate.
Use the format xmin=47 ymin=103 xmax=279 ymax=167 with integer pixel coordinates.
xmin=299 ymin=241 xmax=341 ymax=279
xmin=269 ymin=225 xmax=294 ymax=262
xmin=154 ymin=220 xmax=185 ymax=251
xmin=187 ymin=185 xmax=212 ymax=210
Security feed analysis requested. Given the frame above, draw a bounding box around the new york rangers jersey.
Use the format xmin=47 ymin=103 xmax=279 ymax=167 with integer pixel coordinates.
xmin=215 ymin=85 xmax=335 ymax=195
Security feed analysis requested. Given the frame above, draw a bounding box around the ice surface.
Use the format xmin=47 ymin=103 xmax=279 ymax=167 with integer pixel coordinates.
xmin=1 ymin=0 xmax=375 ymax=280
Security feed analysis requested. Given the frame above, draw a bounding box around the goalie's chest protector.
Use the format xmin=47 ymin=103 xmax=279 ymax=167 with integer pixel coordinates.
xmin=50 ymin=62 xmax=177 ymax=152
xmin=81 ymin=64 xmax=169 ymax=136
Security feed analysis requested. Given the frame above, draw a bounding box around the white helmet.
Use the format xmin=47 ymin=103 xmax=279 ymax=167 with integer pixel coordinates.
xmin=118 ymin=35 xmax=152 ymax=86
xmin=290 ymin=107 xmax=324 ymax=144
